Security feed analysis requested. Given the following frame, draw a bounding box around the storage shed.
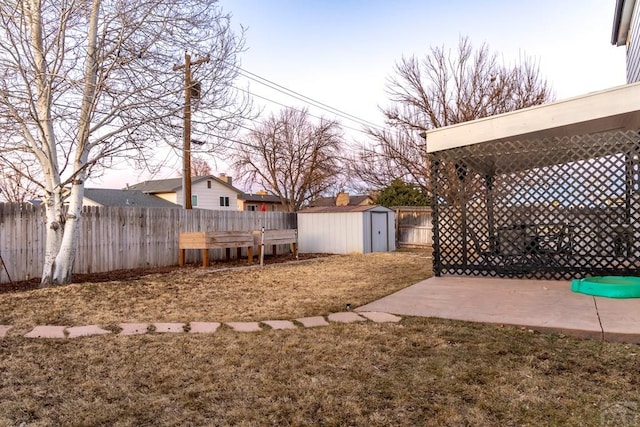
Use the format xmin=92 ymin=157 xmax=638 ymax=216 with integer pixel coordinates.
xmin=297 ymin=205 xmax=395 ymax=254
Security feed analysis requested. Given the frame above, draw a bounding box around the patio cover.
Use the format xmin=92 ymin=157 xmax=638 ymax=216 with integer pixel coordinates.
xmin=425 ymin=83 xmax=640 ymax=279
xmin=425 ymin=83 xmax=640 ymax=174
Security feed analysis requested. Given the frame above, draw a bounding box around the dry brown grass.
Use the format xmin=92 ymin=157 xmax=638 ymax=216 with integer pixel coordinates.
xmin=1 ymin=250 xmax=639 ymax=425
xmin=1 ymin=318 xmax=639 ymax=426
xmin=0 ymin=251 xmax=432 ymax=331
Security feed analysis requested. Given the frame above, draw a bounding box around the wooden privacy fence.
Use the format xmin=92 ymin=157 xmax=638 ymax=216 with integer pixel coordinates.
xmin=393 ymin=206 xmax=433 ymax=248
xmin=0 ymin=203 xmax=296 ymax=284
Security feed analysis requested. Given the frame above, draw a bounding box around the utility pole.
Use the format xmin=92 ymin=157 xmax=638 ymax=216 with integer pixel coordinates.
xmin=174 ymin=52 xmax=210 ymax=209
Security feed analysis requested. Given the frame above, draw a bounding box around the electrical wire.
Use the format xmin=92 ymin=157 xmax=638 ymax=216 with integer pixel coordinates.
xmin=230 ymin=85 xmax=374 ymax=136
xmin=228 ymin=64 xmax=386 ymax=131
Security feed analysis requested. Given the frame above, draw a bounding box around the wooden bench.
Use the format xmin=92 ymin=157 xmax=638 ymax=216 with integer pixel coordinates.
xmin=253 ymin=228 xmax=298 ymax=260
xmin=179 ymin=231 xmax=254 ymax=267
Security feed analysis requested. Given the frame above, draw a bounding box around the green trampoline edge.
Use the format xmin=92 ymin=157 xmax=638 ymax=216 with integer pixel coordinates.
xmin=571 ymin=276 xmax=640 ymax=299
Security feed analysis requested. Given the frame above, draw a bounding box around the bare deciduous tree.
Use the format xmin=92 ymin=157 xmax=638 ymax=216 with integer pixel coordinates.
xmin=350 ymin=36 xmax=553 ymax=193
xmin=0 ymin=156 xmax=40 ymax=202
xmin=0 ymin=0 xmax=249 ymax=285
xmin=178 ymin=155 xmax=212 ymax=177
xmin=191 ymin=157 xmax=213 ymax=177
xmin=233 ymin=108 xmax=344 ymax=211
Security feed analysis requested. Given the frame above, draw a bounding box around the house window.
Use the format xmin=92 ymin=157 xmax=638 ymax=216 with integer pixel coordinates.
xmin=219 ymin=196 xmax=229 ymax=207
xmin=247 ymin=204 xmax=257 ymax=211
xmin=207 ymin=180 xmax=211 ymax=189
xmin=192 ymin=195 xmax=198 ymax=207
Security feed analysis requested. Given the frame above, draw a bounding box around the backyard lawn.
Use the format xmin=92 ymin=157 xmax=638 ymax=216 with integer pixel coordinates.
xmin=1 ymin=251 xmax=639 ymax=426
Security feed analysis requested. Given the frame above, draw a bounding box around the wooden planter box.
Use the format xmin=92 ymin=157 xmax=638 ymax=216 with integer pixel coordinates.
xmin=179 ymin=231 xmax=254 ymax=267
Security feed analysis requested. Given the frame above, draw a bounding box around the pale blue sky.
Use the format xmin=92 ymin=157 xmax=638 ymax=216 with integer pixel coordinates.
xmin=222 ymin=0 xmax=626 ymax=129
xmin=92 ymin=0 xmax=628 ymax=189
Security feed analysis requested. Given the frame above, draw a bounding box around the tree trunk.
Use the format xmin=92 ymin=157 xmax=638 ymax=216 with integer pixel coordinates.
xmin=40 ymin=189 xmax=65 ymax=287
xmin=40 ymin=183 xmax=84 ymax=286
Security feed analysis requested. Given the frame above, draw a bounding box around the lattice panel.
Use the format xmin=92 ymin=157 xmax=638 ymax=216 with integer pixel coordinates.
xmin=431 ymin=130 xmax=640 ymax=279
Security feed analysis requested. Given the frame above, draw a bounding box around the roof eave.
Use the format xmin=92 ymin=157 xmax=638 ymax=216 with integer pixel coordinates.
xmin=425 ymin=82 xmax=640 ymax=153
xmin=611 ymin=0 xmax=636 ymax=46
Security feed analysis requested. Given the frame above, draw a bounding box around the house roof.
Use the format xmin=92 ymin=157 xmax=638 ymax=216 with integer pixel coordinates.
xmin=298 ymin=205 xmax=391 ymax=214
xmin=308 ymin=195 xmax=373 ymax=207
xmin=128 ymin=175 xmax=243 ymax=194
xmin=425 ymin=82 xmax=640 ymax=154
xmin=238 ymin=193 xmax=282 ymax=203
xmin=612 ymin=0 xmax=636 ymax=46
xmin=84 ymin=188 xmax=179 ymax=208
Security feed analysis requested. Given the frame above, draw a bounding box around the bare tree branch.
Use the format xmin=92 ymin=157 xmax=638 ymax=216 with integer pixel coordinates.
xmin=349 ymin=36 xmax=553 ymax=198
xmin=232 ymin=108 xmax=345 ymax=211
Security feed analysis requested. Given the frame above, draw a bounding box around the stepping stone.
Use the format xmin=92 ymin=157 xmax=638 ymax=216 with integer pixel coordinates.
xmin=262 ymin=320 xmax=296 ymax=330
xmin=25 ymin=325 xmax=66 ymax=339
xmin=153 ymin=322 xmax=185 ymax=333
xmin=226 ymin=322 xmax=262 ymax=332
xmin=296 ymin=316 xmax=329 ymax=328
xmin=67 ymin=325 xmax=112 ymax=339
xmin=328 ymin=312 xmax=366 ymax=324
xmin=358 ymin=311 xmax=402 ymax=323
xmin=0 ymin=325 xmax=12 ymax=338
xmin=189 ymin=322 xmax=221 ymax=334
xmin=119 ymin=323 xmax=149 ymax=336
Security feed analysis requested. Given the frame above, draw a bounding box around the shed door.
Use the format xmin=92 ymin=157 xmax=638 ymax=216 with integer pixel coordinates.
xmin=371 ymin=212 xmax=389 ymax=252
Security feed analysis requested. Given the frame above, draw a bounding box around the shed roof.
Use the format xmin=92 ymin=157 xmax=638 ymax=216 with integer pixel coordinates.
xmin=425 ymin=82 xmax=640 ymax=154
xmin=298 ymin=205 xmax=392 ymax=214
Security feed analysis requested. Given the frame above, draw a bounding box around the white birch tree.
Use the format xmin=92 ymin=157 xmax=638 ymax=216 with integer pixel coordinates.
xmin=0 ymin=0 xmax=249 ymax=285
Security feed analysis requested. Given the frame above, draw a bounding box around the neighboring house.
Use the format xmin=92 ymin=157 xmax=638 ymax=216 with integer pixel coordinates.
xmin=83 ymin=188 xmax=179 ymax=208
xmin=237 ymin=190 xmax=288 ymax=212
xmin=128 ymin=174 xmax=243 ymax=210
xmin=612 ymin=0 xmax=640 ymax=82
xmin=308 ymin=192 xmax=374 ymax=208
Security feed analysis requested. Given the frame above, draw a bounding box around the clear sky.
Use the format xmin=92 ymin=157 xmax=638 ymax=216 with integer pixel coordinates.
xmin=90 ymin=0 xmax=627 ymax=190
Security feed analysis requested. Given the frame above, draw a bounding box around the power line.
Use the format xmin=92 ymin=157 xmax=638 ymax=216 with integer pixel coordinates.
xmin=231 ymin=85 xmax=374 ymax=136
xmin=230 ymin=65 xmax=385 ymax=131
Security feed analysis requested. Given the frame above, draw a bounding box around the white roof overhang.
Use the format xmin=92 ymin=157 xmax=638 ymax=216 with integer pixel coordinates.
xmin=612 ymin=0 xmax=636 ymax=46
xmin=425 ymin=82 xmax=640 ymax=154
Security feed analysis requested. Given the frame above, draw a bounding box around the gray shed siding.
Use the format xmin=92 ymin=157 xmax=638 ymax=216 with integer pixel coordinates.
xmin=297 ymin=207 xmax=395 ymax=254
xmin=628 ymin=1 xmax=640 ymax=82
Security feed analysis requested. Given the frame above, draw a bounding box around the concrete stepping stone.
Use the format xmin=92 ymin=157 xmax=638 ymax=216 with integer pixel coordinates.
xmin=262 ymin=320 xmax=296 ymax=330
xmin=358 ymin=311 xmax=402 ymax=323
xmin=153 ymin=322 xmax=185 ymax=333
xmin=296 ymin=316 xmax=329 ymax=328
xmin=0 ymin=325 xmax=12 ymax=338
xmin=189 ymin=322 xmax=221 ymax=334
xmin=25 ymin=325 xmax=66 ymax=339
xmin=328 ymin=312 xmax=366 ymax=324
xmin=226 ymin=322 xmax=262 ymax=332
xmin=119 ymin=323 xmax=149 ymax=336
xmin=67 ymin=325 xmax=112 ymax=339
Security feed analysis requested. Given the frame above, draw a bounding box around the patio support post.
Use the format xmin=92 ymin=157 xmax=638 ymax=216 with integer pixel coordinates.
xmin=457 ymin=162 xmax=468 ymax=267
xmin=431 ymin=158 xmax=442 ymax=276
xmin=485 ymin=174 xmax=496 ymax=253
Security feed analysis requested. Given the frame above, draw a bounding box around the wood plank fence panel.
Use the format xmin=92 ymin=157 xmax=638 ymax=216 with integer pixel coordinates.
xmin=0 ymin=203 xmax=296 ymax=284
xmin=393 ymin=206 xmax=433 ymax=249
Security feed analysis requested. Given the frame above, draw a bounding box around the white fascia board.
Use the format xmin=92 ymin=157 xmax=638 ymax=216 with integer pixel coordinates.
xmin=426 ymin=82 xmax=640 ymax=153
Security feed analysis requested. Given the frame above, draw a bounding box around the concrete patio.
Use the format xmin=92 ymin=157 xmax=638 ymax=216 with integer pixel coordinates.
xmin=357 ymin=276 xmax=640 ymax=344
